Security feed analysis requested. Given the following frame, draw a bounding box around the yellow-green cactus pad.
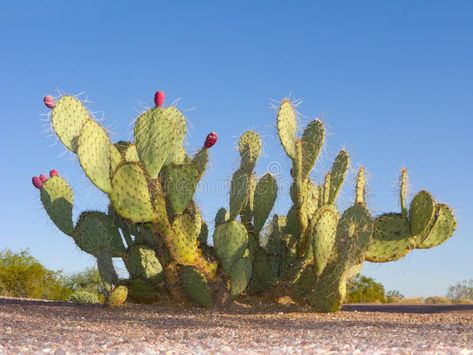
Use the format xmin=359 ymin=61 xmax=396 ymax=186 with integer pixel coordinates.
xmin=253 ymin=173 xmax=278 ymax=235
xmin=277 ymin=100 xmax=298 ymax=159
xmin=110 ymin=163 xmax=156 ymax=223
xmin=328 ymin=150 xmax=349 ymax=204
xmin=191 ymin=148 xmax=208 ymax=178
xmin=77 ymin=120 xmax=113 ymax=193
xmin=416 ymin=204 xmax=456 ymax=249
xmin=51 ymin=95 xmax=90 ymax=152
xmin=180 ymin=266 xmax=213 ymax=308
xmin=125 ymin=144 xmax=140 ymax=163
xmin=310 ymin=205 xmax=339 ymax=276
xmin=213 ymin=221 xmax=248 ymax=273
xmin=106 ymin=285 xmax=128 ymax=306
xmin=409 ymin=190 xmax=436 ymax=239
xmin=304 ymin=179 xmax=319 ymax=218
xmin=125 ymin=245 xmax=163 ymax=282
xmin=110 ymin=144 xmax=122 ymax=175
xmin=238 ymin=131 xmax=262 ymax=172
xmin=230 ymin=257 xmax=252 ymax=299
xmin=170 ymin=213 xmax=201 ymax=264
xmin=365 ymin=213 xmax=414 ymax=262
xmin=134 ymin=107 xmax=186 ymax=179
xmin=215 ymin=208 xmax=229 ymax=227
xmin=301 ymin=119 xmax=324 ymax=179
xmin=162 ymin=164 xmax=199 ymax=215
xmin=40 ymin=176 xmax=74 ymax=236
xmin=229 ymin=168 xmax=249 ymax=220
xmin=74 ymin=211 xmax=125 ymax=257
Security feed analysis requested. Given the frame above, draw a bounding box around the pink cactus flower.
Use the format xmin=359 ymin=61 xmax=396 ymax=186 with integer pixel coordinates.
xmin=43 ymin=95 xmax=56 ymax=109
xmin=50 ymin=169 xmax=59 ymax=177
xmin=39 ymin=174 xmax=48 ymax=183
xmin=204 ymin=132 xmax=218 ymax=149
xmin=154 ymin=91 xmax=165 ymax=107
xmin=32 ymin=176 xmax=43 ymax=189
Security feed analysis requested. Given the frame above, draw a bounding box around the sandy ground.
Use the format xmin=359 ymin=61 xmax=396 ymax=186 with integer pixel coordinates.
xmin=1 ymin=297 xmax=472 ymax=354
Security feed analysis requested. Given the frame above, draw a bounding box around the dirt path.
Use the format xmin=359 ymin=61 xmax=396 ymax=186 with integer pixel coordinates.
xmin=1 ymin=298 xmax=472 ymax=354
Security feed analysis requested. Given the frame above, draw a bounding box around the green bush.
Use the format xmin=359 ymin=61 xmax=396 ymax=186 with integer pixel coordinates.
xmin=0 ymin=249 xmax=72 ymax=300
xmin=424 ymin=296 xmax=451 ymax=304
xmin=68 ymin=290 xmax=100 ymax=304
xmin=346 ymin=275 xmax=386 ymax=303
xmin=64 ymin=267 xmax=102 ymax=293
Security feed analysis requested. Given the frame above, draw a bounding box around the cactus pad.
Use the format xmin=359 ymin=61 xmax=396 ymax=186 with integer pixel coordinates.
xmin=125 ymin=245 xmax=163 ymax=282
xmin=180 ymin=266 xmax=213 ymax=308
xmin=253 ymin=173 xmax=278 ymax=234
xmin=238 ymin=131 xmax=262 ymax=172
xmin=170 ymin=213 xmax=201 ymax=264
xmin=134 ymin=107 xmax=186 ymax=179
xmin=51 ymin=95 xmax=90 ymax=152
xmin=409 ymin=190 xmax=436 ymax=239
xmin=229 ymin=169 xmax=249 ymax=220
xmin=110 ymin=163 xmax=156 ymax=223
xmin=213 ymin=221 xmax=248 ymax=273
xmin=230 ymin=257 xmax=252 ymax=299
xmin=277 ymin=100 xmax=298 ymax=159
xmin=40 ymin=176 xmax=74 ymax=236
xmin=416 ymin=204 xmax=456 ymax=249
xmin=328 ymin=150 xmax=349 ymax=204
xmin=215 ymin=208 xmax=229 ymax=227
xmin=301 ymin=119 xmax=324 ymax=179
xmin=310 ymin=205 xmax=339 ymax=276
xmin=365 ymin=213 xmax=414 ymax=262
xmin=162 ymin=165 xmax=199 ymax=215
xmin=77 ymin=120 xmax=113 ymax=193
xmin=106 ymin=285 xmax=128 ymax=306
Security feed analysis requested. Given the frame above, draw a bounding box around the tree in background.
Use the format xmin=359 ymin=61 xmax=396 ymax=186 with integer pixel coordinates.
xmin=346 ymin=275 xmax=386 ymax=303
xmin=447 ymin=279 xmax=473 ymax=300
xmin=0 ymin=249 xmax=72 ymax=300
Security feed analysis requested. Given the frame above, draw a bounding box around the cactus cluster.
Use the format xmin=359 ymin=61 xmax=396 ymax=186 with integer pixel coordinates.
xmin=33 ymin=91 xmax=456 ymax=311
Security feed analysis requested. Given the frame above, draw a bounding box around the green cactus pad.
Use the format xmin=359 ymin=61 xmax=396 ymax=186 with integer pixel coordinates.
xmin=240 ymin=173 xmax=257 ymax=226
xmin=310 ymin=205 xmax=339 ymax=276
xmin=75 ymin=211 xmax=126 ymax=257
xmin=51 ymin=95 xmax=90 ymax=152
xmin=40 ymin=176 xmax=74 ymax=236
xmin=229 ymin=168 xmax=249 ymax=220
xmin=252 ymin=249 xmax=277 ymax=292
xmin=355 ymin=167 xmax=366 ymax=205
xmin=215 ymin=208 xmax=229 ymax=227
xmin=106 ymin=285 xmax=128 ymax=306
xmin=77 ymin=120 xmax=113 ymax=193
xmin=180 ymin=266 xmax=213 ymax=308
xmin=304 ymin=180 xmax=319 ymax=218
xmin=277 ymin=100 xmax=298 ymax=159
xmin=409 ymin=190 xmax=436 ymax=239
xmin=96 ymin=249 xmax=118 ymax=287
xmin=125 ymin=144 xmax=140 ymax=162
xmin=110 ymin=163 xmax=156 ymax=223
xmin=238 ymin=131 xmax=262 ymax=172
xmin=253 ymin=173 xmax=278 ymax=234
xmin=291 ymin=262 xmax=316 ymax=302
xmin=230 ymin=257 xmax=252 ymax=299
xmin=110 ymin=144 xmax=123 ymax=175
xmin=170 ymin=213 xmax=201 ymax=264
xmin=134 ymin=107 xmax=186 ymax=179
xmin=191 ymin=148 xmax=208 ymax=178
xmin=328 ymin=150 xmax=349 ymax=204
xmin=125 ymin=245 xmax=163 ymax=282
xmin=400 ymin=168 xmax=408 ymax=217
xmin=416 ymin=204 xmax=456 ymax=249
xmin=309 ymin=263 xmax=346 ymax=312
xmin=365 ymin=213 xmax=414 ymax=262
xmin=301 ymin=119 xmax=324 ymax=179
xmin=127 ymin=280 xmax=161 ymax=304
xmin=162 ymin=164 xmax=199 ymax=215
xmin=213 ymin=221 xmax=248 ymax=273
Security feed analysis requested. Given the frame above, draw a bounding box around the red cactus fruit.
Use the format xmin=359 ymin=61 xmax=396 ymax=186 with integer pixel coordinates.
xmin=32 ymin=176 xmax=43 ymax=189
xmin=50 ymin=169 xmax=59 ymax=177
xmin=39 ymin=174 xmax=48 ymax=183
xmin=290 ymin=168 xmax=294 ymax=177
xmin=154 ymin=91 xmax=165 ymax=107
xmin=43 ymin=95 xmax=56 ymax=109
xmin=204 ymin=132 xmax=218 ymax=149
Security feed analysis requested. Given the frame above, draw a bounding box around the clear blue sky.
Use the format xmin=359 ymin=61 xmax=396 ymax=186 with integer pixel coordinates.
xmin=1 ymin=1 xmax=472 ymax=297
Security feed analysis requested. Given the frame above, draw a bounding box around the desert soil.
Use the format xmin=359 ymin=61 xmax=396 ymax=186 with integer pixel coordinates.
xmin=1 ymin=297 xmax=472 ymax=354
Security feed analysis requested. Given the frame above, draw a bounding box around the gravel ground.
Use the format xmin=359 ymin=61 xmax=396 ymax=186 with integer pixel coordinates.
xmin=1 ymin=297 xmax=472 ymax=354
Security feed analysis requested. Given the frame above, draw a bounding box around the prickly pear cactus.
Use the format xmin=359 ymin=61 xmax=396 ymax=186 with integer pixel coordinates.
xmin=33 ymin=91 xmax=456 ymax=312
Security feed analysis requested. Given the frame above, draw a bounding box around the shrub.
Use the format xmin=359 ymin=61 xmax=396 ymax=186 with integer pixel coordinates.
xmin=346 ymin=275 xmax=385 ymax=303
xmin=424 ymin=296 xmax=451 ymax=304
xmin=0 ymin=249 xmax=72 ymax=300
xmin=68 ymin=290 xmax=100 ymax=304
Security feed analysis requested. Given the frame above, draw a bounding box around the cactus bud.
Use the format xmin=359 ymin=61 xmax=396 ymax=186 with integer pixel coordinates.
xmin=154 ymin=91 xmax=165 ymax=107
xmin=43 ymin=95 xmax=55 ymax=109
xmin=32 ymin=176 xmax=43 ymax=189
xmin=50 ymin=169 xmax=59 ymax=177
xmin=39 ymin=174 xmax=48 ymax=183
xmin=290 ymin=168 xmax=294 ymax=177
xmin=204 ymin=132 xmax=218 ymax=149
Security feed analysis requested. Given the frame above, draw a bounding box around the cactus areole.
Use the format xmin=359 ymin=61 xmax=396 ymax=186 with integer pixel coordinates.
xmin=34 ymin=91 xmax=457 ymax=311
